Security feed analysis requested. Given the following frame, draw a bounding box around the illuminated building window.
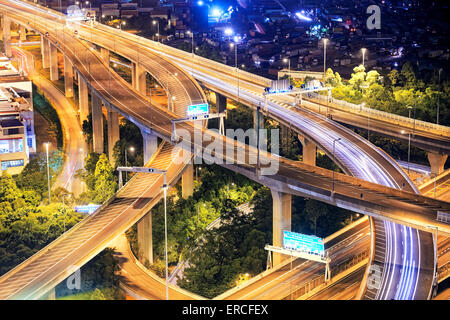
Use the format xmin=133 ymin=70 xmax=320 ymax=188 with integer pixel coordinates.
xmin=0 ymin=138 xmax=23 ymax=154
xmin=1 ymin=159 xmax=24 ymax=171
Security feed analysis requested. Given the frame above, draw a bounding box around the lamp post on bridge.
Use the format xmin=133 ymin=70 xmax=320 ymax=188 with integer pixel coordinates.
xmin=361 ymin=48 xmax=367 ymax=69
xmin=406 ymin=105 xmax=414 ymax=174
xmin=153 ymin=20 xmax=160 ymax=42
xmin=44 ymin=142 xmax=51 ymax=203
xmin=283 ymin=57 xmax=291 ymax=79
xmin=332 ymin=138 xmax=341 ymax=194
xmin=323 ymin=38 xmax=328 ymax=79
xmin=124 ymin=146 xmax=135 ymax=182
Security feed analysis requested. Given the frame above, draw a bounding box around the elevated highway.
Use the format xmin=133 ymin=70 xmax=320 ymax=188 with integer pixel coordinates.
xmin=0 ymin=0 xmax=446 ymax=300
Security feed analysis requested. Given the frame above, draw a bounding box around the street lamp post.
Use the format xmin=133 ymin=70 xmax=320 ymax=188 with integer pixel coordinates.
xmin=44 ymin=142 xmax=51 ymax=203
xmin=437 ymin=68 xmax=442 ymax=125
xmin=323 ymin=38 xmax=328 ymax=79
xmin=187 ymin=30 xmax=194 ymax=56
xmin=362 ymin=48 xmax=367 ymax=68
xmin=283 ymin=58 xmax=290 ymax=79
xmin=230 ymin=42 xmax=239 ymax=99
xmin=162 ymin=175 xmax=169 ymax=301
xmin=405 ymin=105 xmax=414 ymax=174
xmin=62 ymin=193 xmax=67 ymax=232
xmin=332 ymin=138 xmax=341 ymax=193
xmin=124 ymin=146 xmax=135 ymax=181
xmin=153 ymin=20 xmax=160 ymax=42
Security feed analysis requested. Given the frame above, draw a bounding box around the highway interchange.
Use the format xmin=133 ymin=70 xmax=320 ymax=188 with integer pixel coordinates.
xmin=0 ymin=0 xmax=448 ymax=300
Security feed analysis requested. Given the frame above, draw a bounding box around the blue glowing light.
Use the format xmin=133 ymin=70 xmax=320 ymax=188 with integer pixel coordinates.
xmin=295 ymin=12 xmax=312 ymax=22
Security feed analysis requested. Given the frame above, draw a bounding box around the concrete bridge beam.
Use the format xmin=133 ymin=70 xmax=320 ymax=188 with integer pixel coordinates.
xmin=137 ymin=212 xmax=153 ymax=266
xmin=19 ymin=25 xmax=26 ymax=41
xmin=107 ymin=106 xmax=120 ymax=165
xmin=182 ymin=164 xmax=194 ymax=199
xmin=2 ymin=16 xmax=11 ymax=57
xmin=49 ymin=42 xmax=59 ymax=81
xmin=91 ymin=94 xmax=104 ymax=153
xmin=215 ymin=92 xmax=227 ymax=114
xmin=298 ymin=134 xmax=317 ymax=166
xmin=271 ymin=189 xmax=292 ymax=266
xmin=132 ymin=63 xmax=147 ymax=96
xmin=41 ymin=287 xmax=55 ymax=300
xmin=63 ymin=55 xmax=74 ymax=98
xmin=428 ymin=152 xmax=448 ymax=176
xmin=281 ymin=125 xmax=291 ymax=156
xmin=142 ymin=131 xmax=158 ymax=165
xmin=0 ymin=16 xmax=3 ymax=39
xmin=40 ymin=35 xmax=50 ymax=69
xmin=100 ymin=47 xmax=110 ymax=64
xmin=78 ymin=74 xmax=89 ymax=123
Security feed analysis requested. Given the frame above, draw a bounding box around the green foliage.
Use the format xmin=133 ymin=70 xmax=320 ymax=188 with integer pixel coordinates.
xmin=139 ymin=165 xmax=259 ymax=278
xmin=55 ymin=249 xmax=124 ymax=300
xmin=15 ymin=150 xmax=64 ymax=199
xmin=325 ymin=65 xmax=450 ymax=126
xmin=112 ymin=119 xmax=144 ymax=169
xmin=33 ymin=86 xmax=64 ymax=148
xmin=93 ymin=154 xmax=117 ymax=203
xmin=77 ymin=153 xmax=117 ymax=204
xmin=178 ymin=200 xmax=267 ymax=298
xmin=179 ymin=185 xmax=354 ymax=298
xmin=0 ymin=173 xmax=83 ymax=276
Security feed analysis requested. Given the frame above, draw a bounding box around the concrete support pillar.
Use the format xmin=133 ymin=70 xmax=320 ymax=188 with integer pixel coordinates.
xmin=281 ymin=125 xmax=290 ymax=156
xmin=42 ymin=287 xmax=56 ymax=300
xmin=100 ymin=47 xmax=110 ymax=64
xmin=137 ymin=212 xmax=153 ymax=266
xmin=0 ymin=16 xmax=3 ymax=40
xmin=41 ymin=36 xmax=50 ymax=69
xmin=107 ymin=106 xmax=120 ymax=164
xmin=63 ymin=56 xmax=74 ymax=98
xmin=49 ymin=42 xmax=59 ymax=81
xmin=78 ymin=74 xmax=89 ymax=123
xmin=2 ymin=16 xmax=11 ymax=57
xmin=91 ymin=94 xmax=104 ymax=153
xmin=298 ymin=135 xmax=317 ymax=166
xmin=181 ymin=164 xmax=194 ymax=199
xmin=132 ymin=63 xmax=147 ymax=96
xmin=142 ymin=131 xmax=158 ymax=165
xmin=271 ymin=189 xmax=292 ymax=266
xmin=216 ymin=92 xmax=227 ymax=113
xmin=253 ymin=109 xmax=264 ymax=131
xmin=19 ymin=25 xmax=26 ymax=41
xmin=428 ymin=152 xmax=448 ymax=176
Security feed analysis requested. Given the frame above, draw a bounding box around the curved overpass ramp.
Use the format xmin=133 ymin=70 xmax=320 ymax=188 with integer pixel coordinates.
xmin=0 ymin=0 xmax=441 ymax=300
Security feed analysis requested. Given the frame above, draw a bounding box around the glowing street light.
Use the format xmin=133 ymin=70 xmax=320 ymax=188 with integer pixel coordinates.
xmin=124 ymin=146 xmax=135 ymax=181
xmin=44 ymin=142 xmax=51 ymax=203
xmin=323 ymin=38 xmax=328 ymax=79
xmin=152 ymin=20 xmax=160 ymax=42
xmin=224 ymin=28 xmax=233 ymax=37
xmin=361 ymin=48 xmax=367 ymax=68
xmin=283 ymin=57 xmax=291 ymax=78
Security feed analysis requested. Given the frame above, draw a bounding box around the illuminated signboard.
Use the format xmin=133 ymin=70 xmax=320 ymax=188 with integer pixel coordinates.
xmin=283 ymin=230 xmax=324 ymax=256
xmin=75 ymin=204 xmax=101 ymax=214
xmin=265 ymin=79 xmax=293 ymax=94
xmin=187 ymin=103 xmax=209 ymax=116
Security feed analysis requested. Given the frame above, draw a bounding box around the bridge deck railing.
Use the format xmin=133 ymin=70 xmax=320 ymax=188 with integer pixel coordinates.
xmin=282 ymin=250 xmax=369 ymax=300
xmin=308 ymin=93 xmax=450 ymax=137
